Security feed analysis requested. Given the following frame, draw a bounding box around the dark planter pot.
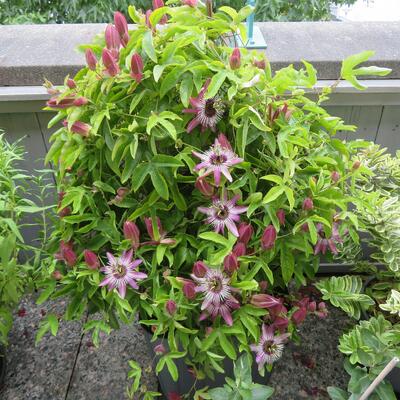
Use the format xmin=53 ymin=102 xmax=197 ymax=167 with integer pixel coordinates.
xmin=0 ymin=346 xmax=6 ymax=392
xmin=362 ymin=277 xmax=400 ymax=396
xmin=143 ymin=329 xmax=270 ymax=397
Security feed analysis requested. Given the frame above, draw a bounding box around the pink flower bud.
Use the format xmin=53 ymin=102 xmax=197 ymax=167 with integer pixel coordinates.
xmin=259 ymin=280 xmax=268 ymax=292
xmin=123 ymin=221 xmax=140 ymax=249
xmin=166 ymin=300 xmax=177 ymax=316
xmin=261 ymin=225 xmax=277 ymax=250
xmin=58 ymin=206 xmax=71 ymax=218
xmin=66 ymin=78 xmax=76 ymax=89
xmin=105 ymin=24 xmax=120 ymax=58
xmin=73 ymin=97 xmax=88 ymax=106
xmin=183 ymin=280 xmax=196 ymax=300
xmin=316 ymin=302 xmax=328 ymax=318
xmin=238 ymin=223 xmax=253 ymax=245
xmin=331 ymin=171 xmax=340 ymax=183
xmin=167 ymin=393 xmax=182 ymax=400
xmin=217 ymin=133 xmax=233 ymax=150
xmin=152 ymin=0 xmax=168 ymax=24
xmin=63 ymin=120 xmax=91 ymax=137
xmin=352 ymin=160 xmax=361 ymax=170
xmin=84 ymin=250 xmax=99 ymax=270
xmin=229 ymin=47 xmax=241 ymax=70
xmin=154 ymin=344 xmax=166 ymax=355
xmin=253 ymin=58 xmax=266 ymax=70
xmin=182 ymin=0 xmax=198 ymax=6
xmin=195 ymin=176 xmax=214 ymax=197
xmin=144 ymin=217 xmax=164 ymax=241
xmin=251 ymin=294 xmax=282 ymax=309
xmin=64 ymin=247 xmax=77 ymax=267
xmin=223 ymin=253 xmax=238 ymax=274
xmin=52 ymin=270 xmax=63 ymax=280
xmin=192 ymin=261 xmax=207 ymax=277
xmin=102 ymin=48 xmax=120 ymax=77
xmin=130 ymin=53 xmax=144 ymax=84
xmin=276 ymin=209 xmax=286 ymax=226
xmin=272 ymin=316 xmax=289 ymax=332
xmin=302 ymin=197 xmax=314 ymax=211
xmin=85 ymin=48 xmax=97 ymax=71
xmin=46 ymin=97 xmax=76 ymax=109
xmin=145 ymin=10 xmax=153 ymax=29
xmin=292 ymin=307 xmax=307 ymax=325
xmin=301 ymin=223 xmax=309 ymax=233
xmin=114 ymin=11 xmax=129 ymax=47
xmin=233 ymin=242 xmax=246 ymax=257
xmin=308 ymin=301 xmax=317 ymax=312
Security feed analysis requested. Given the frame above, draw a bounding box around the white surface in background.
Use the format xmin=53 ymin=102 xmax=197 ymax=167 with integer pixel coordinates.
xmin=332 ymin=0 xmax=400 ymax=21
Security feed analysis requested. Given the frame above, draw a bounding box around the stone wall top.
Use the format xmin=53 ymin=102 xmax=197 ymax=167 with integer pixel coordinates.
xmin=0 ymin=21 xmax=399 ymax=86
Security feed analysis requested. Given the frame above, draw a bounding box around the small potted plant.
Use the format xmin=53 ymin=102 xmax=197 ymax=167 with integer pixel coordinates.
xmin=40 ymin=1 xmax=390 ymax=397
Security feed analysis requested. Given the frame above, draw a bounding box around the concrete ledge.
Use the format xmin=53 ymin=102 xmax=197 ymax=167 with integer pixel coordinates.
xmin=0 ymin=22 xmax=399 ymax=86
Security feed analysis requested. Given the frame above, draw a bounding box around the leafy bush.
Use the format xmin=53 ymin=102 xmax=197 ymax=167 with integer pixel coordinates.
xmin=40 ymin=1 xmax=390 ymax=396
xmin=0 ymin=0 xmax=357 ymax=24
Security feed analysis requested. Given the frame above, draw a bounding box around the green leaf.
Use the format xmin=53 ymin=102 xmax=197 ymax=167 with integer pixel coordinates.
xmin=150 ymin=169 xmax=169 ymax=200
xmin=250 ymin=385 xmax=274 ymax=400
xmin=36 ymin=281 xmax=57 ymax=305
xmin=209 ymin=388 xmax=232 ymax=400
xmin=142 ymin=31 xmax=157 ymax=62
xmin=160 ymin=66 xmax=183 ymax=99
xmin=327 ymin=387 xmax=348 ymax=400
xmin=205 ymin=71 xmax=227 ymax=99
xmin=218 ymin=332 xmax=236 ymax=360
xmin=198 ymin=232 xmax=230 ymax=247
xmin=262 ymin=186 xmax=284 ymax=204
xmin=165 ymin=357 xmax=179 ymax=382
xmin=280 ymin=243 xmax=295 ymax=285
xmin=47 ymin=314 xmax=59 ymax=336
xmin=180 ymin=74 xmax=193 ymax=107
xmin=132 ymin=163 xmax=151 ymax=191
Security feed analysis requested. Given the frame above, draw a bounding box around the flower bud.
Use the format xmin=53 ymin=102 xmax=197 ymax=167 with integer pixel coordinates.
xmin=251 ymin=294 xmax=282 ymax=309
xmin=253 ymin=58 xmax=266 ymax=70
xmin=52 ymin=270 xmax=63 ymax=280
xmin=272 ymin=316 xmax=289 ymax=332
xmin=84 ymin=250 xmax=99 ymax=270
xmin=58 ymin=206 xmax=71 ymax=218
xmin=66 ymin=78 xmax=76 ymax=89
xmin=302 ymin=197 xmax=314 ymax=211
xmin=144 ymin=217 xmax=164 ymax=241
xmin=73 ymin=97 xmax=89 ymax=107
xmin=301 ymin=223 xmax=309 ymax=233
xmin=352 ymin=160 xmax=361 ymax=170
xmin=217 ymin=133 xmax=232 ymax=150
xmin=154 ymin=344 xmax=166 ymax=355
xmin=46 ymin=97 xmax=76 ymax=109
xmin=195 ymin=176 xmax=214 ymax=197
xmin=261 ymin=225 xmax=277 ymax=250
xmin=223 ymin=252 xmax=238 ymax=274
xmin=276 ymin=209 xmax=286 ymax=226
xmin=182 ymin=0 xmax=198 ymax=6
xmin=63 ymin=120 xmax=91 ymax=137
xmin=331 ymin=171 xmax=340 ymax=183
xmin=105 ymin=24 xmax=120 ymax=58
xmin=316 ymin=302 xmax=328 ymax=318
xmin=238 ymin=223 xmax=253 ymax=245
xmin=64 ymin=247 xmax=77 ymax=267
xmin=102 ymin=48 xmax=120 ymax=77
xmin=123 ymin=221 xmax=140 ymax=249
xmin=145 ymin=10 xmax=153 ymax=29
xmin=308 ymin=301 xmax=317 ymax=312
xmin=167 ymin=392 xmax=182 ymax=400
xmin=85 ymin=48 xmax=97 ymax=71
xmin=165 ymin=300 xmax=177 ymax=316
xmin=114 ymin=11 xmax=129 ymax=47
xmin=192 ymin=261 xmax=207 ymax=277
xmin=233 ymin=242 xmax=246 ymax=257
xmin=291 ymin=307 xmax=307 ymax=325
xmin=152 ymin=0 xmax=168 ymax=24
xmin=183 ymin=280 xmax=196 ymax=300
xmin=259 ymin=280 xmax=268 ymax=292
xmin=130 ymin=53 xmax=144 ymax=84
xmin=229 ymin=47 xmax=241 ymax=70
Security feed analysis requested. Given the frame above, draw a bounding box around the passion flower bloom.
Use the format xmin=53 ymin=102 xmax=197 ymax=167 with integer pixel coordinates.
xmin=191 ymin=265 xmax=239 ymax=326
xmin=193 ymin=135 xmax=242 ymax=186
xmin=198 ymin=193 xmax=247 ymax=237
xmin=314 ymin=223 xmax=343 ymax=255
xmin=99 ymin=250 xmax=147 ymax=298
xmin=183 ymin=79 xmax=224 ymax=133
xmin=250 ymin=325 xmax=290 ymax=369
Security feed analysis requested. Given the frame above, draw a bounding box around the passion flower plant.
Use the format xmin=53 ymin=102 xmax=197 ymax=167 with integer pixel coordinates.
xmin=40 ymin=1 xmax=390 ymax=397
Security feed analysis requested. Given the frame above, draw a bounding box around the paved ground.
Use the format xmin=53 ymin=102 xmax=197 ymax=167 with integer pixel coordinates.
xmin=0 ymin=295 xmax=353 ymax=400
